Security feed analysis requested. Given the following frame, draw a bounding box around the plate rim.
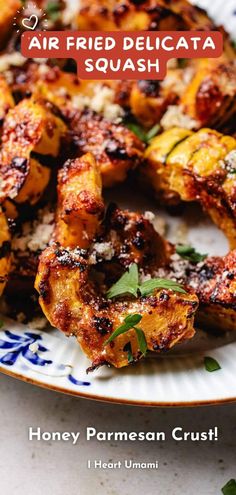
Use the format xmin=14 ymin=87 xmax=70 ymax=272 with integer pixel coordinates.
xmin=1 ymin=365 xmax=236 ymax=407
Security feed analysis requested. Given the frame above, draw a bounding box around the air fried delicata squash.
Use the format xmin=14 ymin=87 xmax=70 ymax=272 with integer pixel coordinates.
xmin=35 ymin=153 xmax=236 ymax=369
xmin=0 ymin=0 xmax=235 ymax=370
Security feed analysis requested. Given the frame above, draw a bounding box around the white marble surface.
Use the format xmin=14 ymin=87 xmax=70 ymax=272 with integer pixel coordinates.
xmin=0 ymin=373 xmax=235 ymax=495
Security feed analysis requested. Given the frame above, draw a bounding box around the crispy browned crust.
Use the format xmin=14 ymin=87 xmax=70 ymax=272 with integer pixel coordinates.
xmin=96 ymin=204 xmax=173 ymax=276
xmin=181 ymin=61 xmax=236 ymax=131
xmin=144 ymin=246 xmax=236 ymax=332
xmin=68 ymin=109 xmax=144 ymax=187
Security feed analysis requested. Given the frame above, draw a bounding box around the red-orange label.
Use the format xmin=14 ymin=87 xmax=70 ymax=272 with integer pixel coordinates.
xmin=21 ymin=31 xmax=223 ymax=80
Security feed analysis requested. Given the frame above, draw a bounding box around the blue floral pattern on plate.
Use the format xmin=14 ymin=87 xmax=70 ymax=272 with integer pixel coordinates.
xmin=0 ymin=329 xmax=90 ymax=387
xmin=0 ymin=330 xmax=52 ymax=366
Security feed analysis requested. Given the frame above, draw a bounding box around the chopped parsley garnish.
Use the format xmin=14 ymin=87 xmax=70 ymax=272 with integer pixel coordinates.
xmin=204 ymin=356 xmax=221 ymax=372
xmin=222 ymin=479 xmax=236 ymax=495
xmin=126 ymin=122 xmax=160 ymax=144
xmin=176 ymin=244 xmax=207 ymax=263
xmin=46 ymin=1 xmax=60 ymax=21
xmin=105 ymin=314 xmax=147 ymax=356
xmin=106 ymin=263 xmax=186 ymax=300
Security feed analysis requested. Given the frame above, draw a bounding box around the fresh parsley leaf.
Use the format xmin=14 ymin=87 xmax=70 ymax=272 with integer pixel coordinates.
xmin=222 ymin=479 xmax=236 ymax=495
xmin=107 ymin=263 xmax=186 ymax=299
xmin=204 ymin=356 xmax=221 ymax=372
xmin=124 ymin=314 xmax=142 ymax=326
xmin=134 ymin=327 xmax=147 ymax=355
xmin=176 ymin=244 xmax=207 ymax=263
xmin=106 ymin=263 xmax=139 ymax=299
xmin=104 ymin=314 xmax=142 ymax=345
xmin=139 ymin=278 xmax=187 ymax=296
xmin=104 ymin=323 xmax=132 ymax=345
xmin=123 ymin=342 xmax=133 ymax=363
xmin=126 ymin=122 xmax=160 ymax=143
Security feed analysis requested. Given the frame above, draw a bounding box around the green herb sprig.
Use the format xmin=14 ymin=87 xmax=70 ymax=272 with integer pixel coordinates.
xmin=106 ymin=263 xmax=186 ymax=300
xmin=104 ymin=314 xmax=147 ymax=357
xmin=176 ymin=244 xmax=207 ymax=263
xmin=204 ymin=356 xmax=221 ymax=373
xmin=46 ymin=1 xmax=60 ymax=21
xmin=222 ymin=479 xmax=236 ymax=495
xmin=126 ymin=122 xmax=160 ymax=144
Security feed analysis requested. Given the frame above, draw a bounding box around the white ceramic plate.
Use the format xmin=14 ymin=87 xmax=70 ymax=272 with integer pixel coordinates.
xmin=0 ymin=1 xmax=236 ymax=406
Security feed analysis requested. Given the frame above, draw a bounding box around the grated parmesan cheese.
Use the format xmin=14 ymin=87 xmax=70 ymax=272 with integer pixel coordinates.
xmin=0 ymin=52 xmax=26 ymax=72
xmin=72 ymin=84 xmax=124 ymax=122
xmin=89 ymin=242 xmax=115 ymax=264
xmin=63 ymin=0 xmax=81 ymax=26
xmin=38 ymin=64 xmax=51 ymax=76
xmin=161 ymin=105 xmax=197 ymax=131
xmin=12 ymin=208 xmax=54 ymax=253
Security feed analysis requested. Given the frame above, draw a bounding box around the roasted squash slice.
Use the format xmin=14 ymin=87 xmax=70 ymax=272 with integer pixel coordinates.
xmin=145 ymin=127 xmax=236 ymax=248
xmin=35 ymin=245 xmax=198 ymax=369
xmin=187 ymin=250 xmax=236 ymax=332
xmin=153 ymin=248 xmax=236 ymax=332
xmin=0 ymin=98 xmax=66 ymax=210
xmin=69 ymin=109 xmax=144 ymax=187
xmin=181 ymin=60 xmax=236 ymax=130
xmin=55 ymin=153 xmax=104 ymax=249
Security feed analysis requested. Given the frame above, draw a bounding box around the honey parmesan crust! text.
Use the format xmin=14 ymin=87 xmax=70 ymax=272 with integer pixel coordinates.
xmin=28 ymin=427 xmax=219 ymax=444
